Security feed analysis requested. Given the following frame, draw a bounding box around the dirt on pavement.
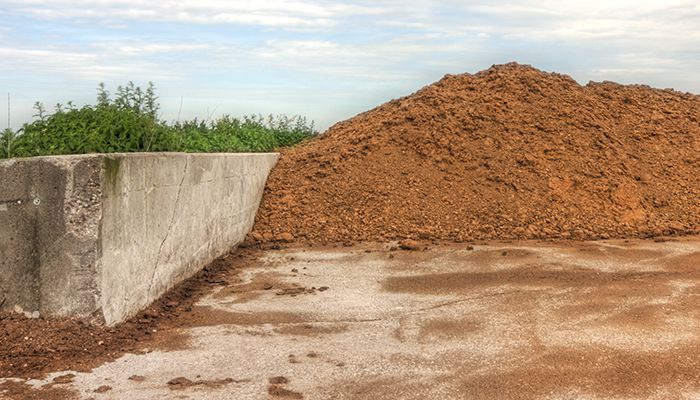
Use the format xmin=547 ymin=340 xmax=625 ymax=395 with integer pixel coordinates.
xmin=252 ymin=62 xmax=700 ymax=244
xmin=0 ymin=250 xmax=259 ymax=380
xmin=4 ymin=240 xmax=700 ymax=399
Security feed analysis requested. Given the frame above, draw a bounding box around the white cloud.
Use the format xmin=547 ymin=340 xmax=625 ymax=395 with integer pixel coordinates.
xmin=249 ymin=36 xmax=486 ymax=82
xmin=91 ymin=42 xmax=214 ymax=56
xmin=0 ymin=45 xmax=179 ymax=81
xmin=7 ymin=0 xmax=341 ymax=27
xmin=459 ymin=0 xmax=700 ymax=42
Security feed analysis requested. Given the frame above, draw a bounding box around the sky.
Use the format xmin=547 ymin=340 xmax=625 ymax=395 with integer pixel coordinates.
xmin=1 ymin=0 xmax=699 ymax=131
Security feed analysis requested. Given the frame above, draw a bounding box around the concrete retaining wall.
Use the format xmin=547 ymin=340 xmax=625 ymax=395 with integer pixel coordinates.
xmin=0 ymin=152 xmax=278 ymax=325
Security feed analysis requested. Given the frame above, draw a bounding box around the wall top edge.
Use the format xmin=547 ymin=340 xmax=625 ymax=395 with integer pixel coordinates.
xmin=0 ymin=152 xmax=280 ymax=164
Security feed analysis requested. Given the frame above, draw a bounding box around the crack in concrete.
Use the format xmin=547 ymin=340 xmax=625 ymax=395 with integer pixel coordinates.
xmin=411 ymin=289 xmax=529 ymax=314
xmin=252 ymin=317 xmax=385 ymax=327
xmin=146 ymin=157 xmax=190 ymax=297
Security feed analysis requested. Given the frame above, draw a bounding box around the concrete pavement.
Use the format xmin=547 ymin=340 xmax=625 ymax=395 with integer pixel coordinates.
xmin=6 ymin=238 xmax=700 ymax=399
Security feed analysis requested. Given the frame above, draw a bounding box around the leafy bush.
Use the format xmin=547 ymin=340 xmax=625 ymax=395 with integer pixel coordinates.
xmin=171 ymin=114 xmax=315 ymax=153
xmin=1 ymin=82 xmax=316 ymax=159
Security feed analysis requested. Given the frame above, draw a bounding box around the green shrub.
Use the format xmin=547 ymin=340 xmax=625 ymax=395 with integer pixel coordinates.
xmin=170 ymin=114 xmax=315 ymax=153
xmin=1 ymin=82 xmax=316 ymax=159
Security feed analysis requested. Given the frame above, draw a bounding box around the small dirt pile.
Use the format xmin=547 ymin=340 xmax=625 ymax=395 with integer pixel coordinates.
xmin=251 ymin=63 xmax=700 ymax=243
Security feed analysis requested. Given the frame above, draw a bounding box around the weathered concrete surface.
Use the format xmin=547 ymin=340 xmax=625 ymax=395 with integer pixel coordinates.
xmin=0 ymin=156 xmax=103 ymax=318
xmin=0 ymin=153 xmax=277 ymax=325
xmin=13 ymin=238 xmax=700 ymax=400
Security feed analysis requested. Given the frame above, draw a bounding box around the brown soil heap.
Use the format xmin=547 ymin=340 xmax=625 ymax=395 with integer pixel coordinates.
xmin=252 ymin=63 xmax=700 ymax=243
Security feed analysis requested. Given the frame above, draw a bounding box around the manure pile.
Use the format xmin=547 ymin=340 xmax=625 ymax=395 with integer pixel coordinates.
xmin=251 ymin=63 xmax=700 ymax=243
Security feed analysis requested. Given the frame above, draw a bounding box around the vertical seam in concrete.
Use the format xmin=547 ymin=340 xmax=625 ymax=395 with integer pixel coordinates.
xmin=146 ymin=155 xmax=189 ymax=297
xmin=95 ymin=157 xmax=107 ymax=323
xmin=30 ymin=163 xmax=42 ymax=313
xmin=31 ymin=206 xmax=40 ymax=313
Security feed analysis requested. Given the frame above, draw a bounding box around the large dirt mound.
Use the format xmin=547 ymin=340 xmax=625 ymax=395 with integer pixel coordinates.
xmin=252 ymin=63 xmax=700 ymax=243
